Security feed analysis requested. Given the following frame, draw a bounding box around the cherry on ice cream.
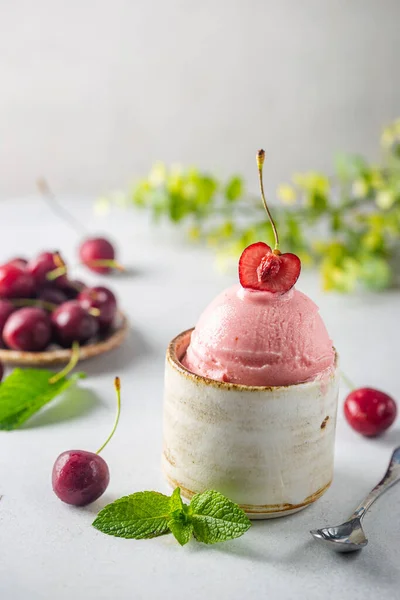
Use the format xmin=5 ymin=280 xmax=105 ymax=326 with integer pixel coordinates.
xmin=238 ymin=150 xmax=301 ymax=294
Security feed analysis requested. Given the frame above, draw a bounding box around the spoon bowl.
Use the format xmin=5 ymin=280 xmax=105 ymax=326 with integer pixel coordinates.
xmin=310 ymin=518 xmax=368 ymax=553
xmin=310 ymin=446 xmax=400 ymax=553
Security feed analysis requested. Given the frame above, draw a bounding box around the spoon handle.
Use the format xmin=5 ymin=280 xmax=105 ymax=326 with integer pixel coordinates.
xmin=350 ymin=446 xmax=400 ymax=520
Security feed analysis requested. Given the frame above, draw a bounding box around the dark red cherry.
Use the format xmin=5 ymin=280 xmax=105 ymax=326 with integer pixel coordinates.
xmin=59 ymin=279 xmax=86 ymax=299
xmin=52 ymin=450 xmax=110 ymax=506
xmin=78 ymin=286 xmax=117 ymax=332
xmin=0 ymin=263 xmax=35 ymax=299
xmin=28 ymin=251 xmax=68 ymax=288
xmin=51 ymin=300 xmax=98 ymax=347
xmin=3 ymin=307 xmax=51 ymax=351
xmin=52 ymin=378 xmax=121 ymax=507
xmin=79 ymin=237 xmax=116 ymax=274
xmin=37 ymin=287 xmax=68 ymax=307
xmin=344 ymin=388 xmax=397 ymax=437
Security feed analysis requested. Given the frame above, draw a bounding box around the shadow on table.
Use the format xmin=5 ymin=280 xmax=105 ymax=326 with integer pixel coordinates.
xmin=372 ymin=427 xmax=400 ymax=449
xmin=22 ymin=386 xmax=100 ymax=429
xmin=83 ymin=325 xmax=153 ymax=376
xmin=188 ymin=468 xmax=399 ymax=583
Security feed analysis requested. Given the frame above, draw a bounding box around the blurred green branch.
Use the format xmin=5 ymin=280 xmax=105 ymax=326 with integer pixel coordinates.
xmin=100 ymin=119 xmax=400 ymax=293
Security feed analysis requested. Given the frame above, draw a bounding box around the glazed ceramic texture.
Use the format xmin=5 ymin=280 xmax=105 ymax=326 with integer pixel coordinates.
xmin=163 ymin=329 xmax=339 ymax=519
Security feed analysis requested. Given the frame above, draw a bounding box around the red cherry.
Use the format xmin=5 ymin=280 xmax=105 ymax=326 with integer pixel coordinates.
xmin=51 ymin=300 xmax=98 ymax=347
xmin=0 ymin=263 xmax=35 ymax=298
xmin=344 ymin=388 xmax=397 ymax=437
xmin=78 ymin=286 xmax=117 ymax=332
xmin=238 ymin=242 xmax=301 ymax=294
xmin=79 ymin=237 xmax=116 ymax=274
xmin=7 ymin=257 xmax=28 ymax=270
xmin=52 ymin=450 xmax=110 ymax=506
xmin=52 ymin=377 xmax=121 ymax=507
xmin=3 ymin=307 xmax=52 ymax=351
xmin=37 ymin=287 xmax=68 ymax=307
xmin=27 ymin=252 xmax=68 ymax=288
xmin=60 ymin=279 xmax=86 ymax=299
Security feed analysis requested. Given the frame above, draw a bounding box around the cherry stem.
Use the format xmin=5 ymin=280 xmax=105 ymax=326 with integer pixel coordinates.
xmin=47 ymin=266 xmax=67 ymax=281
xmin=84 ymin=259 xmax=125 ymax=272
xmin=256 ymin=149 xmax=280 ymax=251
xmin=340 ymin=370 xmax=356 ymax=391
xmin=47 ymin=260 xmax=124 ymax=283
xmin=49 ymin=342 xmax=80 ymax=384
xmin=37 ymin=178 xmax=87 ymax=237
xmin=11 ymin=298 xmax=58 ymax=312
xmin=96 ymin=377 xmax=121 ymax=455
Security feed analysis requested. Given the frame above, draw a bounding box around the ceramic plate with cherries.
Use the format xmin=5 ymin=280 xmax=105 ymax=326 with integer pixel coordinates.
xmin=0 ymin=236 xmax=128 ymax=365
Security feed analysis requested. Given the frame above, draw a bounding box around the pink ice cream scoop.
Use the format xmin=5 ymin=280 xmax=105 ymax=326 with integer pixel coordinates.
xmin=181 ymin=284 xmax=335 ymax=386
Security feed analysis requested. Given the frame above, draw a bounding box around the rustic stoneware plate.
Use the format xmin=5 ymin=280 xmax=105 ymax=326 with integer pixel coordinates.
xmin=0 ymin=311 xmax=129 ymax=366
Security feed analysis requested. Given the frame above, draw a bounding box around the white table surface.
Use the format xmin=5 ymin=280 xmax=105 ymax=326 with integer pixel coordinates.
xmin=0 ymin=196 xmax=399 ymax=600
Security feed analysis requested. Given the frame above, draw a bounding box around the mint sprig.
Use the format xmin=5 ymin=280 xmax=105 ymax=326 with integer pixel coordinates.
xmin=0 ymin=368 xmax=85 ymax=430
xmin=93 ymin=488 xmax=251 ymax=546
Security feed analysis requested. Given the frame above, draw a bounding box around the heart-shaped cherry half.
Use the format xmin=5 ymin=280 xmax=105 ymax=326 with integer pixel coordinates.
xmin=239 ymin=242 xmax=301 ymax=294
xmin=238 ymin=150 xmax=301 ymax=294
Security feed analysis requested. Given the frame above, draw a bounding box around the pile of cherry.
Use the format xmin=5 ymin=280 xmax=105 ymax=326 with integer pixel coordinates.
xmin=0 ymin=251 xmax=118 ymax=358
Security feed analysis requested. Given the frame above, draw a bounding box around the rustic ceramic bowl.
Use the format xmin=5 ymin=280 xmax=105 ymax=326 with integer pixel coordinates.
xmin=0 ymin=312 xmax=129 ymax=366
xmin=162 ymin=328 xmax=339 ymax=519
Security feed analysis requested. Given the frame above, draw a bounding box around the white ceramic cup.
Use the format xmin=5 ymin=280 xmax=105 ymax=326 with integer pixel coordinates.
xmin=162 ymin=329 xmax=339 ymax=519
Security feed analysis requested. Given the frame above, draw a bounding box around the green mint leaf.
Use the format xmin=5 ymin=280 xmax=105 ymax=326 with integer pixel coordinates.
xmin=167 ymin=488 xmax=193 ymax=545
xmin=0 ymin=369 xmax=85 ymax=430
xmin=189 ymin=490 xmax=251 ymax=544
xmin=92 ymin=492 xmax=172 ymax=539
xmin=169 ymin=487 xmax=184 ymax=512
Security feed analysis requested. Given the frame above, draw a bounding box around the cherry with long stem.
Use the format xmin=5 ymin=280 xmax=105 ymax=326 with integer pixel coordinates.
xmin=52 ymin=377 xmax=122 ymax=506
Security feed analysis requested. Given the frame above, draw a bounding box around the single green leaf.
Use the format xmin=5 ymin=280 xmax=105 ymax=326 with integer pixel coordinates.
xmin=0 ymin=369 xmax=85 ymax=431
xmin=169 ymin=487 xmax=184 ymax=512
xmin=190 ymin=490 xmax=251 ymax=544
xmin=92 ymin=492 xmax=172 ymax=539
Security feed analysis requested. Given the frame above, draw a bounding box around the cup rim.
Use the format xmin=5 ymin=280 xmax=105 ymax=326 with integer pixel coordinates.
xmin=167 ymin=328 xmax=338 ymax=392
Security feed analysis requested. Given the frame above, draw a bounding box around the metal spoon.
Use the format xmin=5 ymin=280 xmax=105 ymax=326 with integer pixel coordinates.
xmin=310 ymin=446 xmax=400 ymax=552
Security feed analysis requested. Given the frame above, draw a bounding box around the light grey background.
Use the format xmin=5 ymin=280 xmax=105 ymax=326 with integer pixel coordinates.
xmin=0 ymin=0 xmax=399 ymax=198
